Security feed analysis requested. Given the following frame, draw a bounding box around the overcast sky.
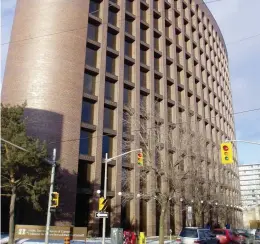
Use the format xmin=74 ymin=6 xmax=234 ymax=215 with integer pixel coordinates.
xmin=1 ymin=0 xmax=260 ymax=164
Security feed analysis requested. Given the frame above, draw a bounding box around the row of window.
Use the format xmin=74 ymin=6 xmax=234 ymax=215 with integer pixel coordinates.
xmin=89 ymin=0 xmax=228 ymax=67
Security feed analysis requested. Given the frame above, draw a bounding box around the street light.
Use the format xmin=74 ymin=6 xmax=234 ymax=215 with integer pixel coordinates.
xmin=180 ymin=198 xmax=183 ymax=202
xmin=97 ymin=190 xmax=101 ymax=194
xmin=137 ymin=193 xmax=141 ymax=198
xmin=201 ymin=200 xmax=204 ymax=204
xmin=118 ymin=192 xmax=122 ymax=196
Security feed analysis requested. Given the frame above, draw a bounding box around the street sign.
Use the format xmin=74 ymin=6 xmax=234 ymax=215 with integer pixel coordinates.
xmin=99 ymin=197 xmax=108 ymax=211
xmin=95 ymin=212 xmax=108 ymax=218
xmin=14 ymin=225 xmax=87 ymax=240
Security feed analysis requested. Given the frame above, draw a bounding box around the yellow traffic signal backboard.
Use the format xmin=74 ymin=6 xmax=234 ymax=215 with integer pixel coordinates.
xmin=220 ymin=142 xmax=233 ymax=164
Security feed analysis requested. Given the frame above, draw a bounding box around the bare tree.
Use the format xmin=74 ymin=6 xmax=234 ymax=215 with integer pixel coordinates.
xmin=121 ymin=104 xmax=211 ymax=243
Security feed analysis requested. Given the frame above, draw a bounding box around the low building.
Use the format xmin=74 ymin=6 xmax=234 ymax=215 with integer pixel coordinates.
xmin=239 ymin=163 xmax=260 ymax=227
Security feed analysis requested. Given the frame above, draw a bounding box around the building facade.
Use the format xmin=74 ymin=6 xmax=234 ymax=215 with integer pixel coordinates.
xmin=2 ymin=0 xmax=241 ymax=235
xmin=239 ymin=164 xmax=260 ymax=227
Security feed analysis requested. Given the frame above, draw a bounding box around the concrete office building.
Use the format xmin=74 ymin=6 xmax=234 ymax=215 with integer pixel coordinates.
xmin=239 ymin=164 xmax=260 ymax=227
xmin=2 ymin=0 xmax=241 ymax=235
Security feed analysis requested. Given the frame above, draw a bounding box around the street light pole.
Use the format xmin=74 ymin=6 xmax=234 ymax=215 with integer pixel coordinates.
xmin=101 ymin=148 xmax=142 ymax=244
xmin=102 ymin=153 xmax=108 ymax=244
xmin=45 ymin=148 xmax=56 ymax=244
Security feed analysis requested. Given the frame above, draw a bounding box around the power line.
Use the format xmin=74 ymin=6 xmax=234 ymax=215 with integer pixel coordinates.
xmin=47 ymin=106 xmax=260 ymax=145
xmin=226 ymin=33 xmax=260 ymax=45
xmin=0 ymin=0 xmax=227 ymax=47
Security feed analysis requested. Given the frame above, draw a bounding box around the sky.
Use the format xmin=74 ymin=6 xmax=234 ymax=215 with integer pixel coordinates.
xmin=1 ymin=0 xmax=260 ymax=165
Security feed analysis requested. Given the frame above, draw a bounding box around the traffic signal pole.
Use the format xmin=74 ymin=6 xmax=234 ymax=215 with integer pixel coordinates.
xmin=45 ymin=148 xmax=56 ymax=244
xmin=101 ymin=148 xmax=142 ymax=244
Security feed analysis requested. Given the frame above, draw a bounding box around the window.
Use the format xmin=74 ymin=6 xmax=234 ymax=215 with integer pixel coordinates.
xmin=140 ymin=94 xmax=147 ymax=108
xmin=165 ymin=26 xmax=170 ymax=38
xmin=85 ymin=47 xmax=97 ymax=68
xmin=125 ymin=19 xmax=133 ymax=34
xmin=126 ymin=0 xmax=133 ymax=13
xmin=89 ymin=0 xmax=100 ymax=17
xmin=123 ymin=111 xmax=131 ymax=134
xmin=167 ymin=64 xmax=171 ymax=78
xmin=141 ymin=9 xmax=147 ymax=22
xmin=77 ymin=161 xmax=92 ymax=188
xmin=154 ymin=56 xmax=160 ymax=72
xmin=108 ymin=10 xmax=117 ymax=26
xmin=87 ymin=23 xmax=99 ymax=41
xmin=124 ymin=64 xmax=132 ymax=81
xmin=106 ymin=56 xmax=116 ymax=74
xmin=141 ymin=28 xmax=147 ymax=43
xmin=79 ymin=130 xmax=92 ymax=155
xmin=105 ymin=81 xmax=115 ymax=101
xmin=102 ymin=136 xmax=113 ymax=158
xmin=124 ymin=87 xmax=132 ymax=106
xmin=168 ymin=106 xmax=173 ymax=122
xmin=165 ymin=7 xmax=170 ymax=19
xmin=83 ymin=73 xmax=96 ymax=94
xmin=81 ymin=100 xmax=94 ymax=124
xmin=125 ymin=41 xmax=132 ymax=57
xmin=104 ymin=107 xmax=114 ymax=129
xmin=155 ymin=100 xmax=160 ymax=114
xmin=154 ymin=77 xmax=160 ymax=94
xmin=154 ymin=17 xmax=159 ymax=30
xmin=140 ymin=71 xmax=147 ymax=87
xmin=166 ymin=43 xmax=171 ymax=57
xmin=107 ymin=32 xmax=117 ymax=50
xmin=140 ymin=49 xmax=147 ymax=64
xmin=154 ymin=35 xmax=160 ymax=50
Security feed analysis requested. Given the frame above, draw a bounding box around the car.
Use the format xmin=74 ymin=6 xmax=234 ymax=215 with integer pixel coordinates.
xmin=175 ymin=227 xmax=219 ymax=244
xmin=233 ymin=229 xmax=255 ymax=244
xmin=255 ymin=229 xmax=260 ymax=240
xmin=213 ymin=229 xmax=239 ymax=244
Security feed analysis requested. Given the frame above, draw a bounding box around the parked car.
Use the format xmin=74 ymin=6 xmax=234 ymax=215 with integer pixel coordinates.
xmin=213 ymin=229 xmax=240 ymax=244
xmin=176 ymin=227 xmax=219 ymax=244
xmin=255 ymin=229 xmax=260 ymax=240
xmin=233 ymin=229 xmax=255 ymax=244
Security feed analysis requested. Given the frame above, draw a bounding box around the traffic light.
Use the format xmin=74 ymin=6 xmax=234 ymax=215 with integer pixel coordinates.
xmin=51 ymin=192 xmax=59 ymax=208
xmin=220 ymin=142 xmax=233 ymax=164
xmin=98 ymin=197 xmax=108 ymax=212
xmin=137 ymin=152 xmax=143 ymax=166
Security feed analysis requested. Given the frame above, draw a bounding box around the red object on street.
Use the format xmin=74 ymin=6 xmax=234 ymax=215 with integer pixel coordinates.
xmin=131 ymin=232 xmax=136 ymax=244
xmin=213 ymin=229 xmax=240 ymax=244
xmin=123 ymin=230 xmax=132 ymax=244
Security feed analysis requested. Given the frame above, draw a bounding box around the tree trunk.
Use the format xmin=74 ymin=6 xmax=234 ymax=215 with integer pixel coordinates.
xmin=8 ymin=185 xmax=16 ymax=244
xmin=159 ymin=203 xmax=166 ymax=244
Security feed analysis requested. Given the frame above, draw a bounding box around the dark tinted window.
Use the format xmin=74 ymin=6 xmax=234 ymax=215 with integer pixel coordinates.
xmin=213 ymin=230 xmax=225 ymax=235
xmin=85 ymin=47 xmax=97 ymax=67
xmin=107 ymin=32 xmax=117 ymax=49
xmin=199 ymin=230 xmax=206 ymax=238
xmin=180 ymin=229 xmax=198 ymax=238
xmin=83 ymin=73 xmax=96 ymax=94
xmin=106 ymin=56 xmax=116 ymax=74
xmin=79 ymin=130 xmax=92 ymax=155
xmin=87 ymin=23 xmax=99 ymax=41
xmin=81 ymin=100 xmax=94 ymax=124
xmin=108 ymin=10 xmax=117 ymax=26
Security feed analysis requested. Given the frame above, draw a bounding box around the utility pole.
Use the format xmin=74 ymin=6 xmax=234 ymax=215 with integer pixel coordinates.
xmin=45 ymin=148 xmax=56 ymax=244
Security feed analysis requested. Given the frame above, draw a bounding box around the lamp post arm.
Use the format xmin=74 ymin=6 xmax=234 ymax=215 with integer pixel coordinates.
xmin=225 ymin=139 xmax=260 ymax=146
xmin=106 ymin=148 xmax=142 ymax=162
